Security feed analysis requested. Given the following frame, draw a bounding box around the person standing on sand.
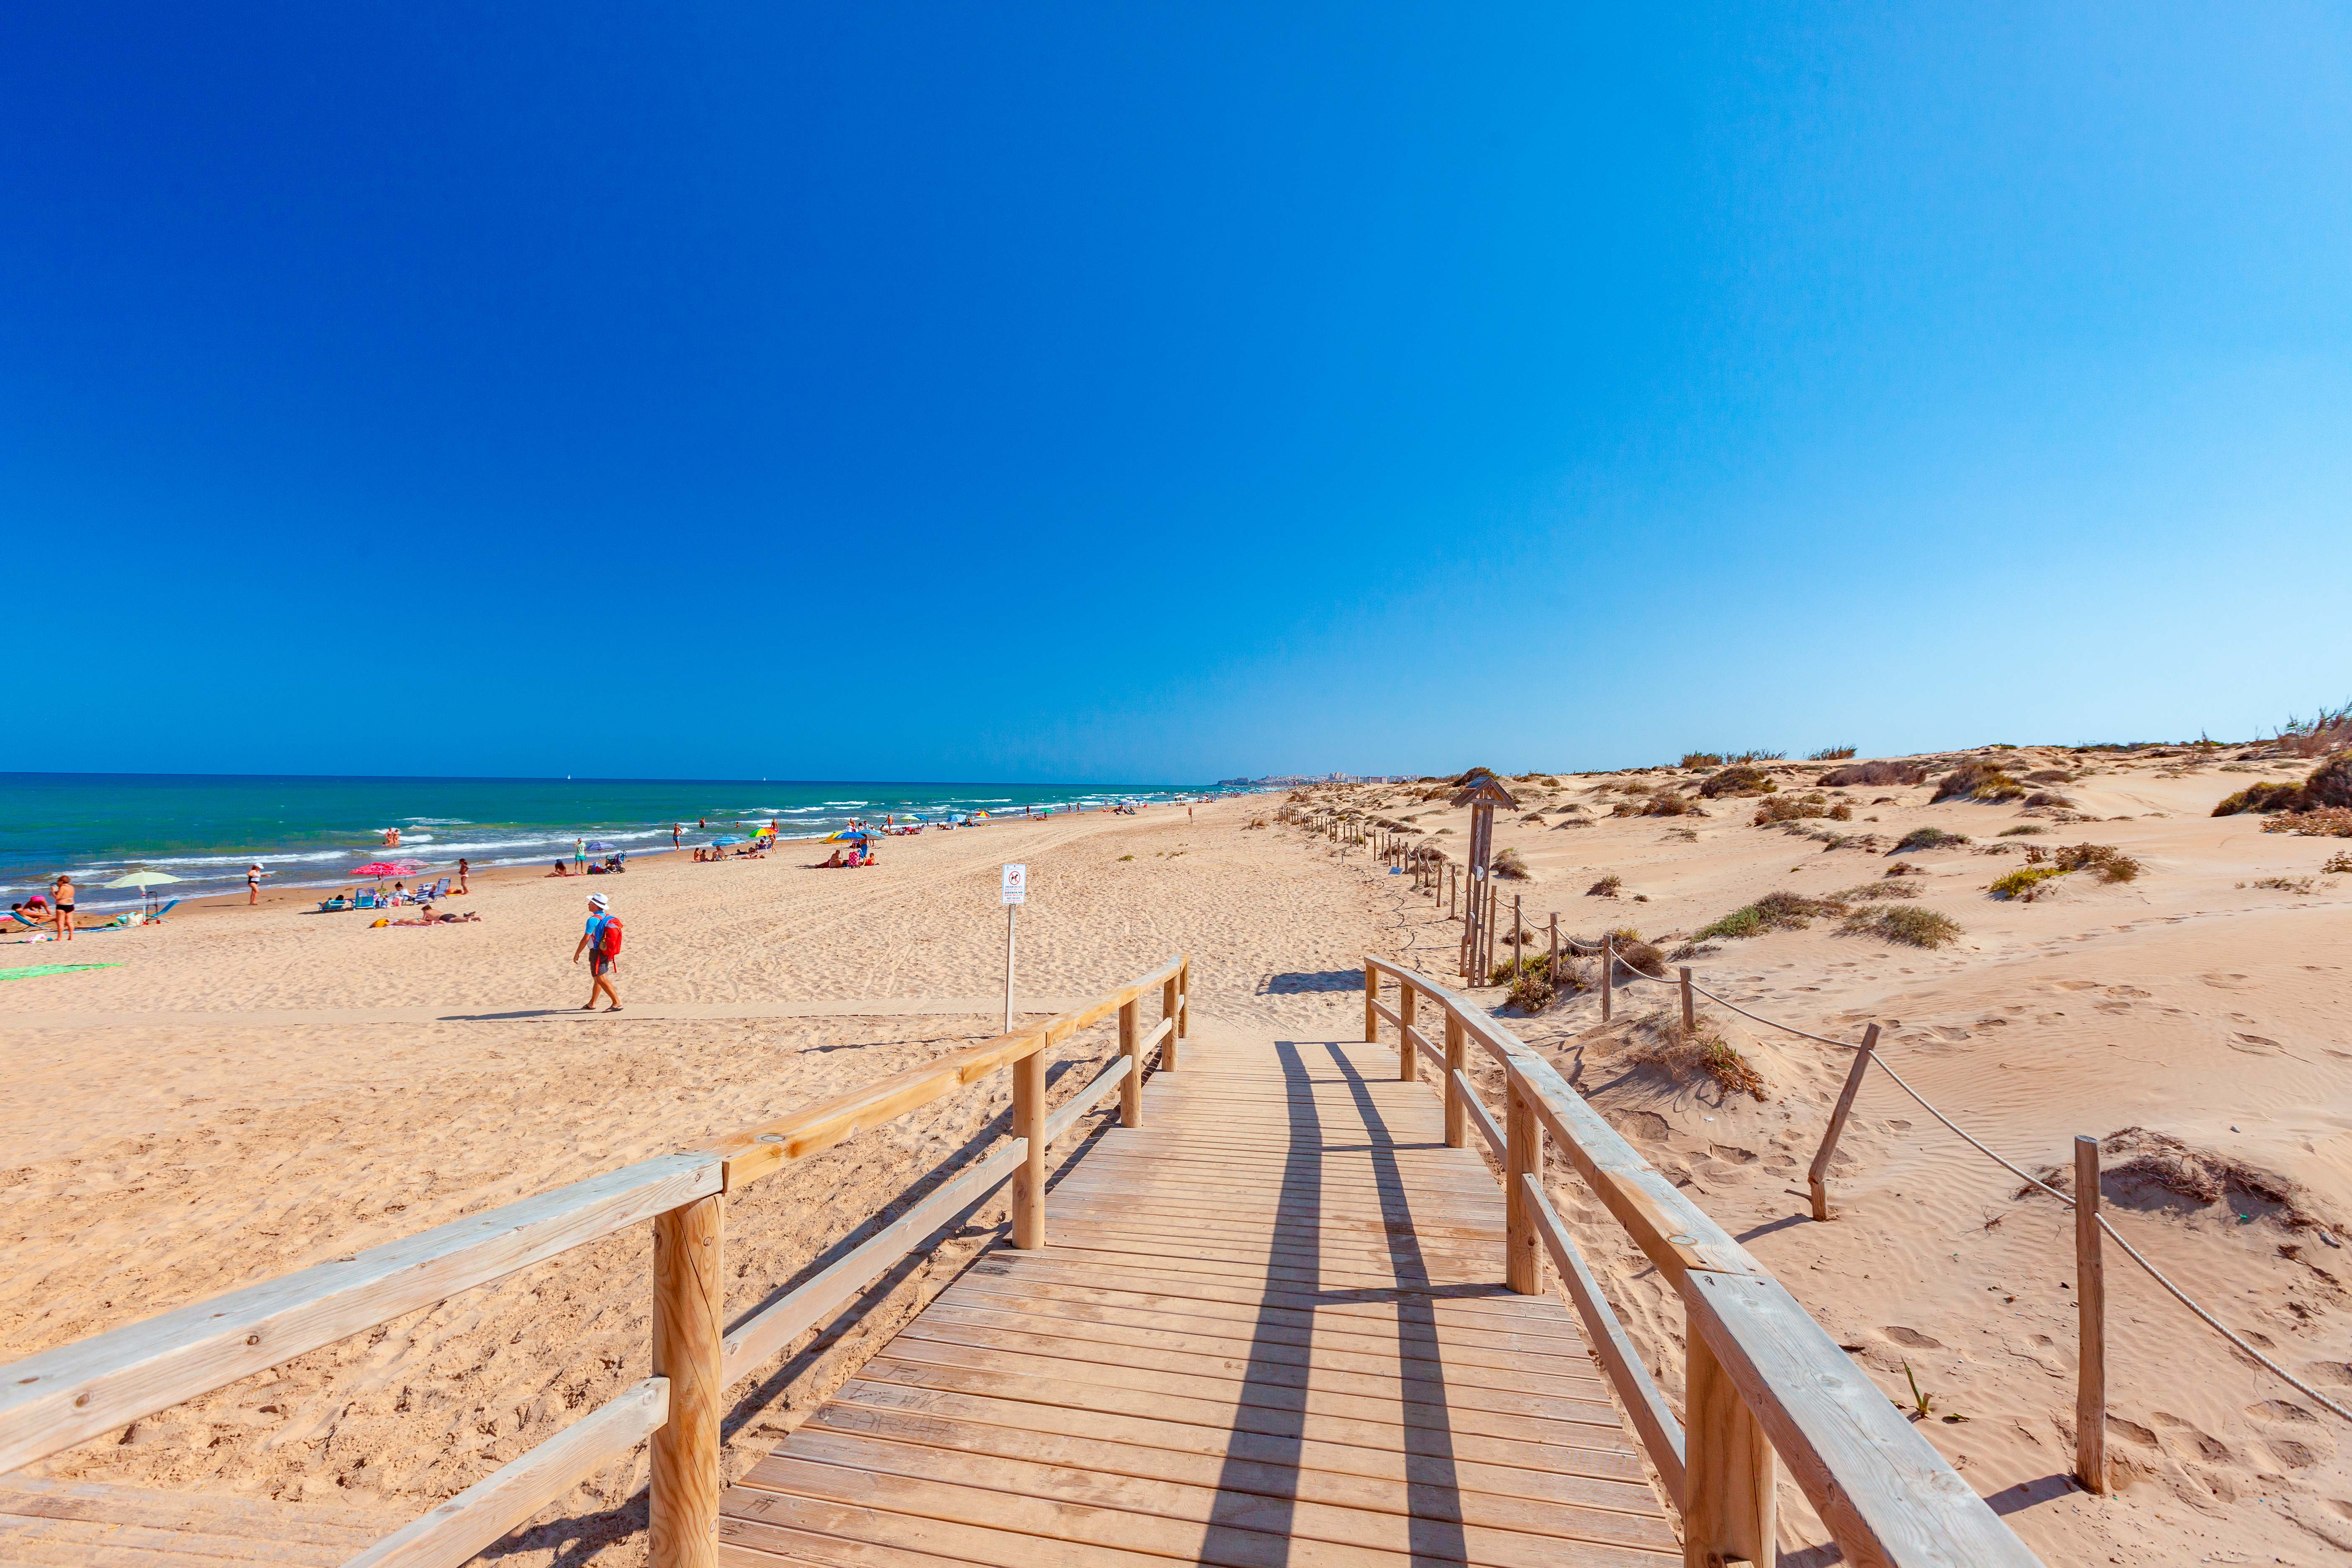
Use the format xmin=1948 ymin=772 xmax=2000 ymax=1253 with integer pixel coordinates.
xmin=574 ymin=892 xmax=621 ymax=1011
xmin=456 ymin=858 xmax=470 ymax=895
xmin=52 ymin=874 xmax=75 ymax=941
xmin=671 ymin=823 xmax=682 ymax=850
xmin=247 ymin=863 xmax=265 ymax=904
xmin=573 ymin=837 xmax=587 ymax=876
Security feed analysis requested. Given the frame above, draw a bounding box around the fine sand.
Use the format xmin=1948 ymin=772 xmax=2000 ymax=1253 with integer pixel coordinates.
xmin=5 ymin=758 xmax=2350 ymax=1565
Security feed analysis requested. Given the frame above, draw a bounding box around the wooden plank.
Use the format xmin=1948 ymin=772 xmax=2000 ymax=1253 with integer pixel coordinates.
xmin=846 ymin=1360 xmax=1654 ymax=1483
xmin=722 ymin=1141 xmax=1026 ymax=1383
xmin=0 ymin=1511 xmax=356 ymax=1565
xmin=735 ymin=1451 xmax=1674 ymax=1568
xmin=0 ymin=1477 xmax=396 ymax=1549
xmin=1044 ymin=1057 xmax=1131 ymax=1146
xmin=1520 ymin=1176 xmax=1685 ymax=1507
xmin=757 ymin=1426 xmax=1679 ymax=1559
xmin=1683 ymin=1270 xmax=2044 ymax=1567
xmin=0 ymin=1154 xmax=720 ymax=1473
xmin=1455 ymin=1072 xmax=1504 ymax=1162
xmin=342 ymin=1377 xmax=668 ymax=1568
xmin=817 ymin=1380 xmax=1663 ymax=1513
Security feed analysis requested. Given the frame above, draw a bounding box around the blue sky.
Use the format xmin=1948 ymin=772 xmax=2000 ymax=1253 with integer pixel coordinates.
xmin=6 ymin=4 xmax=2347 ymax=781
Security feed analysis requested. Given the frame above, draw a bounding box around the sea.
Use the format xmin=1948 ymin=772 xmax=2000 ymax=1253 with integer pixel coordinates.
xmin=0 ymin=774 xmax=1237 ymax=911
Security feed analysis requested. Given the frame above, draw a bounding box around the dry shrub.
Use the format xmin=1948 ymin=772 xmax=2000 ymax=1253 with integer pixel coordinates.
xmin=2032 ymin=1128 xmax=2317 ymax=1227
xmin=1831 ymin=880 xmax=1917 ymax=901
xmin=1628 ymin=1017 xmax=1768 ymax=1101
xmin=1586 ymin=874 xmax=1623 ymax=897
xmin=2022 ymin=791 xmax=2073 ymax=809
xmin=1753 ymin=796 xmax=1828 ymax=825
xmin=2264 ymin=806 xmax=2352 ymax=836
xmin=1551 ymin=816 xmax=1594 ymax=830
xmin=2323 ymin=851 xmax=2352 ymax=874
xmin=1699 ymin=765 xmax=1777 ymax=799
xmin=1808 ymin=746 xmax=1858 ymax=761
xmin=1491 ymin=848 xmax=1529 ymax=880
xmin=1890 ymin=827 xmax=1969 ymax=853
xmin=1839 ymin=904 xmax=1961 ymax=948
xmin=2050 ymin=842 xmax=2140 ymax=881
xmin=1998 ymin=825 xmax=2047 ymax=837
xmin=1608 ymin=934 xmax=1669 ymax=977
xmin=2272 ymin=701 xmax=2352 ymax=759
xmin=2025 ymin=769 xmax=2076 ymax=784
xmin=1820 ymin=761 xmax=1926 ymax=787
xmin=1244 ymin=816 xmax=1269 ymax=829
xmin=1931 ymin=762 xmax=2027 ymax=803
xmin=1642 ymin=792 xmax=1703 ymax=816
xmin=2215 ymin=781 xmax=2308 ymax=816
xmin=1680 ymin=751 xmax=1724 ymax=769
xmin=2251 ymin=875 xmax=2317 ymax=895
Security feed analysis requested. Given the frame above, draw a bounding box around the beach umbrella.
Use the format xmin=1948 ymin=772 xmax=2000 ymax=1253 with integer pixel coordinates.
xmin=352 ymin=861 xmax=415 ymax=877
xmin=712 ymin=836 xmax=743 ymax=847
xmin=584 ymin=841 xmax=614 ymax=852
xmin=101 ymin=870 xmax=184 ymax=890
xmin=824 ymin=829 xmax=871 ymax=843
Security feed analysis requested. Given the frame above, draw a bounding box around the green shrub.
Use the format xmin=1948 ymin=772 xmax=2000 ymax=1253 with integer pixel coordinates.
xmin=1890 ymin=828 xmax=1970 ymax=854
xmin=1693 ymin=890 xmax=1844 ymax=940
xmin=1840 ymin=905 xmax=1962 ymax=948
xmin=1700 ymin=764 xmax=1778 ymax=799
xmin=2216 ymin=780 xmax=2313 ymax=816
xmin=1998 ymin=825 xmax=2047 ymax=837
xmin=1990 ymin=866 xmax=2067 ymax=900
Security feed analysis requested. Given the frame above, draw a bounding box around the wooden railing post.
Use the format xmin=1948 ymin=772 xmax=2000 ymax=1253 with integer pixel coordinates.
xmin=1118 ymin=995 xmax=1142 ymax=1127
xmin=1011 ymin=1047 xmax=1046 ymax=1248
xmin=1363 ymin=961 xmax=1379 ymax=1045
xmin=1680 ymin=967 xmax=1696 ymax=1032
xmin=1806 ymin=1024 xmax=1877 ymax=1221
xmin=1162 ymin=972 xmax=1181 ymax=1072
xmin=649 ymin=1194 xmax=723 ymax=1568
xmin=2076 ymin=1134 xmax=2107 ymax=1495
xmin=1504 ymin=1068 xmax=1541 ymax=1295
xmin=1177 ymin=958 xmax=1190 ymax=1041
xmin=1600 ymin=936 xmax=1613 ymax=1022
xmin=1684 ymin=1320 xmax=1777 ymax=1568
xmin=1397 ymin=983 xmax=1417 ymax=1083
xmin=1548 ymin=913 xmax=1559 ymax=985
xmin=1443 ymin=1011 xmax=1466 ymax=1148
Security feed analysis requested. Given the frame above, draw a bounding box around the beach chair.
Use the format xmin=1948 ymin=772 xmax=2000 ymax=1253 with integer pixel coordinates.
xmin=148 ymin=899 xmax=180 ymax=921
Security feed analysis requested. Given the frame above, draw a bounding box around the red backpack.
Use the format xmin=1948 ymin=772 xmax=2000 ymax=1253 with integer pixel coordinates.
xmin=598 ymin=916 xmax=624 ymax=957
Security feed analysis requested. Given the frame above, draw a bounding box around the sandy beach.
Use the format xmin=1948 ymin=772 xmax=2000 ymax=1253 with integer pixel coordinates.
xmin=6 ymin=756 xmax=2351 ymax=1564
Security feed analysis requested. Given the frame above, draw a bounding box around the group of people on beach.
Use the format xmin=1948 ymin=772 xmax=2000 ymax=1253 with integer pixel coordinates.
xmin=9 ymin=875 xmax=77 ymax=941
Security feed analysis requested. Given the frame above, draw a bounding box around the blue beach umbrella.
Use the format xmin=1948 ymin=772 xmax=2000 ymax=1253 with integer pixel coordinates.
xmin=584 ymin=841 xmax=614 ymax=852
xmin=712 ymin=836 xmax=743 ymax=847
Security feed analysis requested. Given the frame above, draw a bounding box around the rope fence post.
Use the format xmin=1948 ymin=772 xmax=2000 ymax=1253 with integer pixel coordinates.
xmin=2076 ymin=1134 xmax=2108 ymax=1495
xmin=1806 ymin=1024 xmax=1877 ymax=1221
xmin=1547 ymin=913 xmax=1559 ymax=986
xmin=1679 ymin=966 xmax=1695 ymax=1032
xmin=1600 ymin=935 xmax=1613 ymax=1022
xmin=1397 ymin=983 xmax=1417 ymax=1083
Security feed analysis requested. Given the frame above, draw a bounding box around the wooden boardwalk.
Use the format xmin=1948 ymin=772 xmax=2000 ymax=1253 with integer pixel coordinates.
xmin=0 ymin=1473 xmax=402 ymax=1565
xmin=719 ymin=1030 xmax=1680 ymax=1568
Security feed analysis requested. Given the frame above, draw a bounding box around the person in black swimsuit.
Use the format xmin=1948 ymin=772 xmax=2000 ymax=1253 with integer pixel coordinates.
xmin=52 ymin=874 xmax=75 ymax=942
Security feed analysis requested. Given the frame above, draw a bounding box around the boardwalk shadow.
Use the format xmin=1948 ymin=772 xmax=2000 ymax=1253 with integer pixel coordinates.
xmin=1199 ymin=1037 xmax=1467 ymax=1565
xmin=1258 ymin=970 xmax=1365 ymax=995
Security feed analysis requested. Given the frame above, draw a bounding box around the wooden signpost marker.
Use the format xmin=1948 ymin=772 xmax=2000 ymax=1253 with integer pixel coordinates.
xmin=1450 ymin=771 xmax=1517 ymax=985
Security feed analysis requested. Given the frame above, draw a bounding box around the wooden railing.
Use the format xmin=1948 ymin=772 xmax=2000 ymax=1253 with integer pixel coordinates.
xmin=0 ymin=955 xmax=1189 ymax=1568
xmin=1363 ymin=956 xmax=2042 ymax=1568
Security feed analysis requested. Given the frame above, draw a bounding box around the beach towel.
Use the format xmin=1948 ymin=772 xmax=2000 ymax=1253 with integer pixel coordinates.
xmin=0 ymin=963 xmax=122 ymax=980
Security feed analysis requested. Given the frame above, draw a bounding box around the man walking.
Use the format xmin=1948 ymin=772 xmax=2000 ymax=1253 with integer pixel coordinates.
xmin=574 ymin=892 xmax=622 ymax=1011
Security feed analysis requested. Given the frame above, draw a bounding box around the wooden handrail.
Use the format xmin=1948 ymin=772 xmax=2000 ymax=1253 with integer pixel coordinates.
xmin=0 ymin=954 xmax=1192 ymax=1568
xmin=1364 ymin=955 xmax=2042 ymax=1568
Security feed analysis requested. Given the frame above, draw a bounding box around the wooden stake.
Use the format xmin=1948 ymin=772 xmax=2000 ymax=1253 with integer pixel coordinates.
xmin=2076 ymin=1134 xmax=2107 ymax=1495
xmin=1443 ymin=1011 xmax=1466 ymax=1148
xmin=1011 ymin=1049 xmax=1046 ymax=1248
xmin=1118 ymin=996 xmax=1141 ymax=1127
xmin=1504 ymin=1071 xmax=1541 ymax=1295
xmin=1684 ymin=1320 xmax=1777 ymax=1568
xmin=1680 ymin=966 xmax=1696 ymax=1031
xmin=1548 ymin=913 xmax=1559 ymax=985
xmin=1806 ymin=1024 xmax=1877 ymax=1222
xmin=1161 ymin=975 xmax=1180 ymax=1073
xmin=1363 ymin=960 xmax=1379 ymax=1046
xmin=1177 ymin=958 xmax=1190 ymax=1039
xmin=1600 ymin=935 xmax=1613 ymax=1022
xmin=649 ymin=1194 xmax=723 ymax=1568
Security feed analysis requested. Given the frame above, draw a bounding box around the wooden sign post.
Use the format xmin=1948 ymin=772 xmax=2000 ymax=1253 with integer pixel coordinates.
xmin=1449 ymin=771 xmax=1518 ymax=983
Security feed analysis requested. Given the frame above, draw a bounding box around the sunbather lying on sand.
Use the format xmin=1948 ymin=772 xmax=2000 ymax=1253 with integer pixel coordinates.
xmin=547 ymin=860 xmax=572 ymax=876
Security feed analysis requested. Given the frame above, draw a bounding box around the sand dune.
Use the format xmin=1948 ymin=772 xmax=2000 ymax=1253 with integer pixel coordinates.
xmin=4 ymin=752 xmax=2349 ymax=1563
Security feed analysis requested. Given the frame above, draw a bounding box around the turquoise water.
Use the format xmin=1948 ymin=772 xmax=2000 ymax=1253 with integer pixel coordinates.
xmin=0 ymin=774 xmax=1226 ymax=909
